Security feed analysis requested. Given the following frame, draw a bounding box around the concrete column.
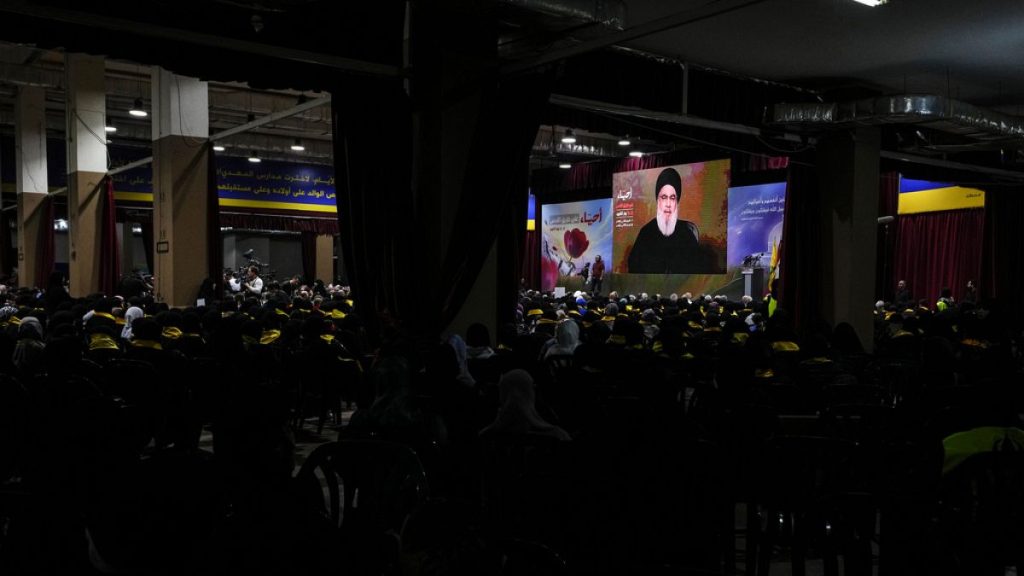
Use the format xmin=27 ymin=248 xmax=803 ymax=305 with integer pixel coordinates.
xmin=151 ymin=67 xmax=209 ymax=306
xmin=816 ymin=128 xmax=881 ymax=347
xmin=315 ymin=234 xmax=333 ymax=284
xmin=15 ymin=86 xmax=48 ymax=288
xmin=65 ymin=54 xmax=107 ymax=297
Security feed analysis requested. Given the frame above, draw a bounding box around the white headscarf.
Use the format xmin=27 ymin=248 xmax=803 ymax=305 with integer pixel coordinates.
xmin=12 ymin=316 xmax=45 ymax=373
xmin=480 ymin=370 xmax=570 ymax=441
xmin=544 ymin=320 xmax=580 ymax=358
xmin=121 ymin=307 xmax=144 ymax=341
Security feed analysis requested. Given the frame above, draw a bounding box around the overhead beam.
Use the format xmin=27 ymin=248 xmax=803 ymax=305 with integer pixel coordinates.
xmin=550 ymin=93 xmax=806 ymax=142
xmin=879 ymin=150 xmax=1024 ymax=181
xmin=0 ymin=3 xmax=402 ymax=78
xmin=550 ymin=93 xmax=1024 ymax=180
xmin=209 ymin=96 xmax=332 ymax=142
xmin=501 ymin=0 xmax=769 ymax=76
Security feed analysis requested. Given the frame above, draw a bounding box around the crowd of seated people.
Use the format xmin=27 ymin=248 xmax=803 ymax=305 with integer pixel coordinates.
xmin=1 ymin=272 xmax=1023 ymax=575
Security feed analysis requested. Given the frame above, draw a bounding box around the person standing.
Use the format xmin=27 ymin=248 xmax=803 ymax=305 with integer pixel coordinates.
xmin=895 ymin=279 xmax=911 ymax=310
xmin=763 ymin=279 xmax=780 ymax=318
xmin=240 ymin=264 xmax=264 ymax=295
xmin=589 ymin=255 xmax=605 ymax=295
xmin=963 ymin=279 xmax=977 ymax=305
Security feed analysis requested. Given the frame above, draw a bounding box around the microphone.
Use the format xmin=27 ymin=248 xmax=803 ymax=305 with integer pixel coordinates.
xmin=877 ymin=215 xmax=895 ymax=225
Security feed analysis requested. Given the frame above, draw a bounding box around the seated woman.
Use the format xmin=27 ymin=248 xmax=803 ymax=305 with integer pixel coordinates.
xmin=480 ymin=369 xmax=570 ymax=442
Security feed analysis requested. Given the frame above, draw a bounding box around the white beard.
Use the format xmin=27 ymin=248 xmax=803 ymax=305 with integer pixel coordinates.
xmin=657 ymin=214 xmax=677 ymax=237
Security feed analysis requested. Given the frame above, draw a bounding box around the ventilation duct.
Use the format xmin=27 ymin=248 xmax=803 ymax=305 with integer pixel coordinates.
xmin=499 ymin=0 xmax=626 ymax=29
xmin=772 ymin=95 xmax=1024 ymax=142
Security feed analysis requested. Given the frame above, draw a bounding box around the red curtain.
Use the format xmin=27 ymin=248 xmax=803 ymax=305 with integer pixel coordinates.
xmin=0 ymin=207 xmax=10 ymax=281
xmin=219 ymin=212 xmax=338 ymax=235
xmin=875 ymin=172 xmax=900 ymax=301
xmin=207 ymin=144 xmax=223 ymax=292
xmin=300 ymin=231 xmax=317 ymax=284
xmin=99 ymin=178 xmax=120 ymax=296
xmin=531 ymin=149 xmax=789 ymax=197
xmin=34 ymin=195 xmax=55 ymax=288
xmin=521 ymin=229 xmax=539 ymax=290
xmin=893 ymin=208 xmax=984 ymax=308
xmin=139 ymin=220 xmax=154 ymax=274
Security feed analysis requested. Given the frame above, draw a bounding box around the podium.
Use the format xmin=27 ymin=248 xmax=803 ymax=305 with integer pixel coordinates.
xmin=741 ymin=268 xmax=765 ymax=298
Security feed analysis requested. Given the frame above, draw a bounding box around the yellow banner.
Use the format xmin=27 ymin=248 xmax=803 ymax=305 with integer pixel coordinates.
xmin=112 ymin=192 xmax=338 ymax=214
xmin=898 ymin=186 xmax=985 ymax=215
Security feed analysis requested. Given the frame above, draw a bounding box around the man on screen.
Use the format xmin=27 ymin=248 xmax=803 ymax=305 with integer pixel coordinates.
xmin=627 ymin=167 xmax=715 ymax=274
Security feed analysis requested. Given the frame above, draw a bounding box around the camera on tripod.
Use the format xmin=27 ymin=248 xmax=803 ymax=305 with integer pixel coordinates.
xmin=242 ymin=248 xmax=264 ymax=270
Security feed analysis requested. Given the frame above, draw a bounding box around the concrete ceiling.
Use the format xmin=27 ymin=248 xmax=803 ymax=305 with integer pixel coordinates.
xmin=3 ymin=1 xmax=1024 ymax=170
xmin=624 ymin=0 xmax=1024 ymax=111
xmin=0 ymin=42 xmax=334 ymax=164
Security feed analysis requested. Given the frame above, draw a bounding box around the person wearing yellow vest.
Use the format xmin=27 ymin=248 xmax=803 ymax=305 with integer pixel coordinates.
xmin=763 ymin=279 xmax=780 ymax=318
xmin=936 ymin=287 xmax=954 ymax=313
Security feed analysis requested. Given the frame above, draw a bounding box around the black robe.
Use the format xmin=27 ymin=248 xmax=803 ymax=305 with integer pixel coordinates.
xmin=627 ymin=219 xmax=705 ymax=274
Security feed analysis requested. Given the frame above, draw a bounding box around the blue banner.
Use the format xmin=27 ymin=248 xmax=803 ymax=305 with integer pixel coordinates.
xmin=216 ymin=157 xmax=336 ymax=213
xmin=900 ymin=177 xmax=954 ymax=194
xmin=110 ymin=155 xmax=337 ymax=214
xmin=727 ymin=182 xmax=786 ymax=270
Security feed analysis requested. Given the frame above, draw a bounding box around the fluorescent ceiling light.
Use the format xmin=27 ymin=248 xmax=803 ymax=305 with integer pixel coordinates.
xmin=128 ymin=98 xmax=148 ymax=117
xmin=618 ymin=137 xmax=631 ymax=146
xmin=212 ymin=145 xmax=225 ymax=152
xmin=629 ymin=150 xmax=643 ymax=158
xmin=248 ymin=151 xmax=261 ymax=163
xmin=290 ymin=139 xmax=305 ymax=152
xmin=104 ymin=125 xmax=117 ymax=133
xmin=559 ymin=163 xmax=571 ymax=169
xmin=851 ymin=0 xmax=888 ymax=6
xmin=561 ymin=129 xmax=576 ymax=144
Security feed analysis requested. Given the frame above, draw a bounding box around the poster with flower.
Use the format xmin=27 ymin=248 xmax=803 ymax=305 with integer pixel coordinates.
xmin=540 ymin=198 xmax=613 ymax=292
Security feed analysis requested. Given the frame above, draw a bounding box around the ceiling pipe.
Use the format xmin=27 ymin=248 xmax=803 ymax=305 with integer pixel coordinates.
xmin=501 ymin=0 xmax=769 ymax=76
xmin=0 ymin=3 xmax=401 ymax=78
xmin=500 ymin=0 xmax=626 ymax=28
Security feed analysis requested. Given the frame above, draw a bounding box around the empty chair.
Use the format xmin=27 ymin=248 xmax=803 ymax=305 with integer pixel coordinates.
xmin=934 ymin=447 xmax=1024 ymax=576
xmin=753 ymin=436 xmax=874 ymax=576
xmin=294 ymin=439 xmax=429 ymax=575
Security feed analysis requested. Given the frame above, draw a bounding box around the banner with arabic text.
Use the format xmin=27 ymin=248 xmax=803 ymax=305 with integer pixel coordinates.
xmin=727 ymin=182 xmax=786 ymax=285
xmin=540 ymin=198 xmax=612 ymax=292
xmin=110 ymin=157 xmax=337 ymax=214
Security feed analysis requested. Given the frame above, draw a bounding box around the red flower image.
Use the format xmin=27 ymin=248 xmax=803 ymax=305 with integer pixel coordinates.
xmin=563 ymin=228 xmax=590 ymax=259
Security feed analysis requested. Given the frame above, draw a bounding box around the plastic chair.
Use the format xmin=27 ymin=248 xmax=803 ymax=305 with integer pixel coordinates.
xmin=822 ymin=384 xmax=888 ymax=408
xmin=934 ymin=449 xmax=1024 ymax=575
xmin=753 ymin=436 xmax=874 ymax=576
xmin=498 ymin=537 xmax=568 ymax=575
xmin=294 ymin=438 xmax=428 ymax=540
xmin=480 ymin=433 xmax=573 ymax=551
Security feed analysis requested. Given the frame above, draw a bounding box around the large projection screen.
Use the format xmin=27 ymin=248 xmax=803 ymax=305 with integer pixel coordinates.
xmin=610 ymin=159 xmax=729 ymax=295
